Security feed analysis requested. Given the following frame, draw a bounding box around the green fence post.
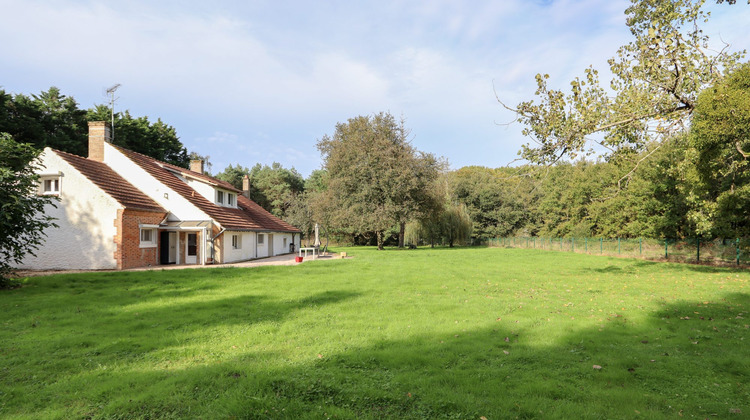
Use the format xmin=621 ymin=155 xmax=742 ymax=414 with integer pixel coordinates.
xmin=572 ymin=237 xmax=575 ymax=252
xmin=618 ymin=238 xmax=621 ymax=254
xmin=585 ymin=237 xmax=588 ymax=253
xmin=665 ymin=239 xmax=668 ymax=259
xmin=737 ymin=238 xmax=741 ymax=266
xmin=560 ymin=237 xmax=563 ymax=250
xmin=600 ymin=238 xmax=603 ymax=254
xmin=639 ymin=237 xmax=642 ymax=255
xmin=697 ymin=237 xmax=701 ymax=263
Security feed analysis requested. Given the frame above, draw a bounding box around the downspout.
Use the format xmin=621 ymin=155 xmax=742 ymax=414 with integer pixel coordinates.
xmin=211 ymin=227 xmax=226 ymax=265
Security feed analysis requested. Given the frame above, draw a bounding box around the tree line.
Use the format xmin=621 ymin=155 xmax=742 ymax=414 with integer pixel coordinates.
xmin=0 ymin=87 xmax=190 ymax=167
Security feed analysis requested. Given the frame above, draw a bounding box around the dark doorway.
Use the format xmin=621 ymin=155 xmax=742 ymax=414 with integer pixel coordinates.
xmin=160 ymin=231 xmax=170 ymax=264
xmin=160 ymin=231 xmax=177 ymax=264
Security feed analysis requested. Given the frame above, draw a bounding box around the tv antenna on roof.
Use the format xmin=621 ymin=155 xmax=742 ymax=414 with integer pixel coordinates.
xmin=106 ymin=83 xmax=121 ymax=141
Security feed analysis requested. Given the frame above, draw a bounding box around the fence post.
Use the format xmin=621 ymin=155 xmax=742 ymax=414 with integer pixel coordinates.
xmin=665 ymin=239 xmax=668 ymax=259
xmin=572 ymin=237 xmax=575 ymax=252
xmin=737 ymin=238 xmax=741 ymax=266
xmin=600 ymin=238 xmax=603 ymax=254
xmin=618 ymin=238 xmax=621 ymax=254
xmin=585 ymin=237 xmax=588 ymax=253
xmin=697 ymin=237 xmax=701 ymax=263
xmin=560 ymin=237 xmax=563 ymax=250
xmin=639 ymin=237 xmax=642 ymax=255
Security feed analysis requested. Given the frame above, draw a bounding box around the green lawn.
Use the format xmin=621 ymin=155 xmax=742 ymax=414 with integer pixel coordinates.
xmin=2 ymin=247 xmax=749 ymax=419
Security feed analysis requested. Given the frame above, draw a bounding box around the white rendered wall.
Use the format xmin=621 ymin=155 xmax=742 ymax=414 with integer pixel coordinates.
xmin=183 ymin=177 xmax=216 ymax=205
xmin=103 ymin=143 xmax=210 ymax=222
xmin=17 ymin=149 xmax=120 ymax=270
xmin=256 ymin=232 xmax=269 ymax=258
xmin=273 ymin=233 xmax=295 ymax=256
xmin=223 ymin=231 xmax=257 ymax=263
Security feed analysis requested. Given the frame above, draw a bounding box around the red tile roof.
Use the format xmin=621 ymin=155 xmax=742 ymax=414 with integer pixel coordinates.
xmin=113 ymin=146 xmax=301 ymax=233
xmin=54 ymin=149 xmax=165 ymax=213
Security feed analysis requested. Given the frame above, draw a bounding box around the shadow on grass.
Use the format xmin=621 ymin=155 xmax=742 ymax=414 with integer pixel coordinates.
xmin=1 ymin=275 xmax=361 ymax=417
xmin=6 ymin=290 xmax=748 ymax=419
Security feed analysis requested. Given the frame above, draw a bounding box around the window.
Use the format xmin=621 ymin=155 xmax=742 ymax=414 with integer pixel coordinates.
xmin=258 ymin=233 xmax=264 ymax=245
xmin=216 ymin=190 xmax=225 ymax=204
xmin=140 ymin=228 xmax=156 ymax=248
xmin=41 ymin=177 xmax=60 ymax=195
xmin=228 ymin=193 xmax=235 ymax=206
xmin=232 ymin=234 xmax=241 ymax=249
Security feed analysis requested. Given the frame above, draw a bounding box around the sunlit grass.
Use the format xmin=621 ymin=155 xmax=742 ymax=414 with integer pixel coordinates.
xmin=1 ymin=247 xmax=749 ymax=418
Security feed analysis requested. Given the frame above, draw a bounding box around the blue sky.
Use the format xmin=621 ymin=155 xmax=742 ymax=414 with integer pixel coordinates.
xmin=1 ymin=0 xmax=748 ymax=177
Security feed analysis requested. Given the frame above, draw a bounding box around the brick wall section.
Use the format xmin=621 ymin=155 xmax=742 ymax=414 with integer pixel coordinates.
xmin=114 ymin=209 xmax=168 ymax=269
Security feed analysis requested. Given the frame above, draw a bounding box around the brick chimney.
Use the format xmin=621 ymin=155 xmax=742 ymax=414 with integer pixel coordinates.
xmin=190 ymin=159 xmax=204 ymax=174
xmin=242 ymin=175 xmax=251 ymax=198
xmin=88 ymin=121 xmax=111 ymax=162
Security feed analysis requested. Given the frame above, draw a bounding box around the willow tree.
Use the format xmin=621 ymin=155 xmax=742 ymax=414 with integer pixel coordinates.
xmin=317 ymin=112 xmax=441 ymax=249
xmin=500 ymin=0 xmax=745 ymax=182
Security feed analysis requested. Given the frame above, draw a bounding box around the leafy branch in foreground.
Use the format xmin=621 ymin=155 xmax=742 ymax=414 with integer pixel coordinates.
xmin=500 ymin=0 xmax=746 ymax=167
xmin=0 ymin=134 xmax=57 ymax=286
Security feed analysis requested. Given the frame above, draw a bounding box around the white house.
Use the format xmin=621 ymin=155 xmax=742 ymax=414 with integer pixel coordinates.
xmin=17 ymin=121 xmax=301 ymax=270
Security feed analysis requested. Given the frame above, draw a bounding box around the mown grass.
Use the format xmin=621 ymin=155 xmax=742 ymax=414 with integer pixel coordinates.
xmin=1 ymin=247 xmax=749 ymax=419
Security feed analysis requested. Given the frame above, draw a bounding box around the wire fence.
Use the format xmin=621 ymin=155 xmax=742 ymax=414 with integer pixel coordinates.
xmin=487 ymin=237 xmax=750 ymax=266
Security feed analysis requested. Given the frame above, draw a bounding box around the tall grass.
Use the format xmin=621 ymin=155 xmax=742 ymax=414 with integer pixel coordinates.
xmin=1 ymin=247 xmax=748 ymax=418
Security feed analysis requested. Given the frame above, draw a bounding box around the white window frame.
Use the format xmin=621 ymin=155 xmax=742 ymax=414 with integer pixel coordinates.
xmin=40 ymin=176 xmax=61 ymax=196
xmin=258 ymin=233 xmax=264 ymax=245
xmin=216 ymin=190 xmax=225 ymax=205
xmin=139 ymin=227 xmax=157 ymax=248
xmin=232 ymin=234 xmax=241 ymax=249
xmin=228 ymin=193 xmax=235 ymax=207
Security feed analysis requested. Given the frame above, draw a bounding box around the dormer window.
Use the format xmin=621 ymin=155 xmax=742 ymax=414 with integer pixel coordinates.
xmin=215 ymin=190 xmax=236 ymax=207
xmin=39 ymin=175 xmax=61 ymax=196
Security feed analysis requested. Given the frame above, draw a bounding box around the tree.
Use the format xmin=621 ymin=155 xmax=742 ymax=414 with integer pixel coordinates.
xmin=0 ymin=134 xmax=57 ymax=286
xmin=501 ymin=0 xmax=745 ymax=174
xmin=0 ymin=87 xmax=88 ymax=156
xmin=405 ymin=201 xmax=473 ymax=248
xmin=244 ymin=163 xmax=305 ymax=218
xmin=215 ymin=163 xmax=251 ymax=189
xmin=447 ymin=166 xmax=538 ymax=239
xmin=317 ymin=112 xmax=441 ymax=249
xmin=690 ymin=62 xmax=750 ymax=236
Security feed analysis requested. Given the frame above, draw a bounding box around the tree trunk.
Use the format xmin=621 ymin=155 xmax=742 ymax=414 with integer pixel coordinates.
xmin=398 ymin=221 xmax=406 ymax=248
xmin=377 ymin=231 xmax=385 ymax=250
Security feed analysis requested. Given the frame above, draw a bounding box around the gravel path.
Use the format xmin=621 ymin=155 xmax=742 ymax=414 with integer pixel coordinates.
xmin=14 ymin=253 xmax=342 ymax=277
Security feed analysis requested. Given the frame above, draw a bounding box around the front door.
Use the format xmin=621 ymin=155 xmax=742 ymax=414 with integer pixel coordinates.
xmin=268 ymin=234 xmax=274 ymax=257
xmin=186 ymin=233 xmax=198 ymax=264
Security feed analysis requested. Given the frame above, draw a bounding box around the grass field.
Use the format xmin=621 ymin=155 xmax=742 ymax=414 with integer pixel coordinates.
xmin=2 ymin=247 xmax=749 ymax=419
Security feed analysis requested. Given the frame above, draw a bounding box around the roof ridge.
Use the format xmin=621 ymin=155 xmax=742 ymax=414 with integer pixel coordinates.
xmin=110 ymin=144 xmax=241 ymax=192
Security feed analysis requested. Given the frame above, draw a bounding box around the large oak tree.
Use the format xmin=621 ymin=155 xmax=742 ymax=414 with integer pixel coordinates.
xmin=317 ymin=112 xmax=441 ymax=249
xmin=501 ymin=0 xmax=745 ymax=176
